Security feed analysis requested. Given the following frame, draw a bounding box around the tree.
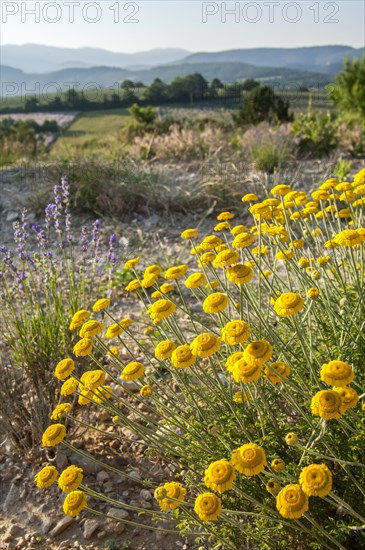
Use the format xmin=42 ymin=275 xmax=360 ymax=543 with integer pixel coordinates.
xmin=169 ymin=73 xmax=208 ymax=103
xmin=143 ymin=78 xmax=169 ymax=104
xmin=328 ymin=56 xmax=365 ymax=117
xmin=234 ymin=85 xmax=292 ymax=126
xmin=129 ymin=104 xmax=157 ymax=126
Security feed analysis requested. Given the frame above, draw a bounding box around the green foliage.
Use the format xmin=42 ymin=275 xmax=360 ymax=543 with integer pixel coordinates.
xmin=234 ymin=85 xmax=293 ymax=126
xmin=129 ymin=104 xmax=157 ymax=126
xmin=328 ymin=56 xmax=365 ymax=117
xmin=332 ymin=159 xmax=353 ymax=181
xmin=292 ymin=110 xmax=338 ymax=157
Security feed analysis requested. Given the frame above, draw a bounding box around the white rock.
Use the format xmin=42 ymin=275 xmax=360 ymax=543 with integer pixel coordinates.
xmin=96 ymin=470 xmax=109 ymax=483
xmin=41 ymin=517 xmax=55 ymax=535
xmin=139 ymin=488 xmax=152 ymax=501
xmin=107 ymin=508 xmax=129 ymax=521
xmin=49 ymin=516 xmax=74 ymax=537
xmin=83 ymin=519 xmax=99 ymax=540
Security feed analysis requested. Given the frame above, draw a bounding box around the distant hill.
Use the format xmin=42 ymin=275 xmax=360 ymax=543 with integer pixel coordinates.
xmin=0 ymin=61 xmax=333 ymax=100
xmin=0 ymin=44 xmax=191 ymax=73
xmin=180 ymin=46 xmax=365 ymax=75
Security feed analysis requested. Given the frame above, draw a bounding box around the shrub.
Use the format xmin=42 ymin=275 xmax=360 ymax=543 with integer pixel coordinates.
xmin=234 ymin=85 xmax=293 ymax=126
xmin=35 ymin=168 xmax=365 ymax=549
xmin=292 ymin=111 xmax=339 ymax=157
xmin=328 ymin=56 xmax=365 ymax=118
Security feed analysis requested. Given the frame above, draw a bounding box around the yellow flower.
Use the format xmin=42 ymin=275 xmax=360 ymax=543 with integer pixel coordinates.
xmin=233 ymin=390 xmax=250 ymax=403
xmin=276 ymin=484 xmax=308 ymax=519
xmin=92 ymin=298 xmax=110 ymax=312
xmin=298 ymin=257 xmax=310 ymax=268
xmin=42 ymin=424 xmax=66 ymax=447
xmin=289 ymin=239 xmax=304 ymax=250
xmin=213 ymin=249 xmax=239 ymax=268
xmin=285 ymin=432 xmax=298 ymax=446
xmin=214 ymin=221 xmax=231 ymax=231
xmin=73 ymin=338 xmax=93 ymax=357
xmin=107 ymin=346 xmax=119 ymax=357
xmin=334 ymin=386 xmax=359 ymax=413
xmin=200 ymin=235 xmax=222 ymax=250
xmin=125 ymin=279 xmax=141 ymax=291
xmin=79 ymin=320 xmax=103 ymax=339
xmin=190 ymin=333 xmax=220 ymax=358
xmin=181 ymin=228 xmax=198 ymax=239
xmin=194 ymin=493 xmax=222 ymax=521
xmin=164 ymin=265 xmax=189 ymax=280
xmin=242 ymin=193 xmax=258 ymax=202
xmin=185 ymin=272 xmax=207 ymax=288
xmin=231 ymin=443 xmax=267 ymax=476
xmin=271 ymin=458 xmax=285 ymax=472
xmin=140 ymin=385 xmax=152 ymax=397
xmin=63 ymin=490 xmax=87 ymax=517
xmin=204 ymin=459 xmax=236 ymax=494
xmin=231 ymin=224 xmax=247 ymax=235
xmin=147 ymin=299 xmax=176 ymax=322
xmin=142 ymin=273 xmax=158 ymax=288
xmin=50 ymin=403 xmax=72 ymax=421
xmin=124 ymin=257 xmax=139 ymax=269
xmin=312 ymin=190 xmax=330 ymax=201
xmin=198 ymin=252 xmax=215 ymax=266
xmin=154 ymin=482 xmax=186 ymax=510
xmin=54 ymin=358 xmax=75 ymax=380
xmin=232 ymin=359 xmax=262 ymax=383
xmin=60 ymin=377 xmax=78 ymax=397
xmin=266 ymin=479 xmax=280 ymax=495
xmin=221 ymin=320 xmax=250 ymax=346
xmin=151 ymin=290 xmax=162 ymax=299
xmin=58 ymin=465 xmax=83 ymax=493
xmin=232 ymin=232 xmax=255 ymax=249
xmin=334 ymin=229 xmax=364 ymax=247
xmin=144 ymin=265 xmax=162 ymax=276
xmin=300 ymin=464 xmax=333 ymax=498
xmin=34 ymin=466 xmax=58 ymax=489
xmin=243 ymin=340 xmax=273 ymax=366
xmin=320 ymin=360 xmax=354 ymax=387
xmin=155 ymin=340 xmax=176 ymax=360
xmin=217 ymin=211 xmax=234 ymax=220
xmin=307 ymin=287 xmax=320 ymax=300
xmin=160 ymin=283 xmax=174 ymax=294
xmin=226 ymin=264 xmax=254 ymax=284
xmin=273 ymin=292 xmax=304 ymax=317
xmin=171 ymin=345 xmax=196 ymax=368
xmin=270 ymin=184 xmax=291 ymax=196
xmin=276 ymin=250 xmax=294 ymax=261
xmin=252 ymin=245 xmax=269 ymax=256
xmin=80 ymin=370 xmax=106 ymax=390
xmin=264 ymin=362 xmax=291 ymax=384
xmin=306 ymin=267 xmax=321 ymax=281
xmin=249 ymin=203 xmax=271 ymax=220
xmin=69 ymin=309 xmax=90 ymax=330
xmin=105 ymin=323 xmax=123 ymax=339
xmin=203 ymin=293 xmax=228 ymax=314
xmin=311 ymin=390 xmax=342 ymax=420
xmin=92 ymin=385 xmax=112 ymax=404
xmin=121 ymin=362 xmax=145 ymax=381
xmin=225 ymin=351 xmax=245 ymax=372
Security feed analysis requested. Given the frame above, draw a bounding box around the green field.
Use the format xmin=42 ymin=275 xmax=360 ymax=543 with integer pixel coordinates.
xmin=50 ymin=109 xmax=130 ymax=160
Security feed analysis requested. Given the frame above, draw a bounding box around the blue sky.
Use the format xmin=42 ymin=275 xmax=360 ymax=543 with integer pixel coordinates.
xmin=1 ymin=1 xmax=364 ymax=52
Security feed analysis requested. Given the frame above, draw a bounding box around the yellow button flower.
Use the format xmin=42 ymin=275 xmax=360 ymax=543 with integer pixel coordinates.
xmin=320 ymin=360 xmax=354 ymax=387
xmin=203 ymin=293 xmax=228 ymax=314
xmin=124 ymin=257 xmax=139 ymax=269
xmin=63 ymin=490 xmax=87 ymax=517
xmin=42 ymin=424 xmax=67 ymax=447
xmin=334 ymin=386 xmax=359 ymax=413
xmin=271 ymin=458 xmax=285 ymax=472
xmin=69 ymin=309 xmax=90 ymax=330
xmin=50 ymin=403 xmax=72 ymax=421
xmin=232 ymin=358 xmax=262 ymax=384
xmin=54 ymin=358 xmax=75 ymax=380
xmin=190 ymin=333 xmax=221 ymax=358
xmin=194 ymin=493 xmax=222 ymax=521
xmin=264 ymin=361 xmax=291 ymax=384
xmin=154 ymin=482 xmax=186 ymax=510
xmin=73 ymin=338 xmax=94 ymax=357
xmin=79 ymin=320 xmax=103 ymax=338
xmin=232 ymin=232 xmax=255 ymax=249
xmin=204 ymin=459 xmax=236 ymax=493
xmin=266 ymin=479 xmax=280 ymax=495
xmin=60 ymin=377 xmax=79 ymax=397
xmin=147 ymin=299 xmax=176 ymax=322
xmin=155 ymin=340 xmax=176 ymax=360
xmin=273 ymin=292 xmax=304 ymax=317
xmin=311 ymin=390 xmax=342 ymax=420
xmin=226 ymin=264 xmax=254 ymax=285
xmin=185 ymin=272 xmax=207 ymax=288
xmin=164 ymin=265 xmax=189 ymax=280
xmin=58 ymin=465 xmax=84 ymax=493
xmin=221 ymin=320 xmax=250 ymax=346
xmin=243 ymin=340 xmax=273 ymax=366
xmin=276 ymin=484 xmax=308 ymax=519
xmin=231 ymin=443 xmax=267 ymax=476
xmin=92 ymin=298 xmax=110 ymax=312
xmin=213 ymin=249 xmax=239 ymax=268
xmin=299 ymin=464 xmax=332 ymax=497
xmin=121 ymin=362 xmax=145 ymax=381
xmin=140 ymin=385 xmax=152 ymax=397
xmin=125 ymin=279 xmax=141 ymax=291
xmin=34 ymin=465 xmax=59 ymax=489
xmin=181 ymin=228 xmax=198 ymax=239
xmin=80 ymin=370 xmax=106 ymax=390
xmin=171 ymin=345 xmax=196 ymax=368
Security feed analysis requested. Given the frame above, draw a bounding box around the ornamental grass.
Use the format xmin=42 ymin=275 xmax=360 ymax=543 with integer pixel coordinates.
xmin=35 ymin=169 xmax=365 ymax=549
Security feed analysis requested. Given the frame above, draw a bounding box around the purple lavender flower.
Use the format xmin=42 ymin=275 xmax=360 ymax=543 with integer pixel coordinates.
xmin=80 ymin=226 xmax=89 ymax=253
xmin=92 ymin=219 xmax=101 ymax=263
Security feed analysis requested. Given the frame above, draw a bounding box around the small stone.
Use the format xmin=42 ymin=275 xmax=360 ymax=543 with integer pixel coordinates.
xmin=97 ymin=531 xmax=106 ymax=540
xmin=96 ymin=470 xmax=109 ymax=483
xmin=49 ymin=516 xmax=74 ymax=538
xmin=121 ymin=380 xmax=139 ymax=392
xmin=6 ymin=211 xmax=18 ymax=222
xmin=41 ymin=517 xmax=55 ymax=535
xmin=140 ymin=500 xmax=152 ymax=509
xmin=56 ymin=452 xmax=68 ymax=470
xmin=83 ymin=519 xmax=99 ymax=540
xmin=139 ymin=488 xmax=152 ymax=501
xmin=104 ymin=481 xmax=115 ymax=493
xmin=128 ymin=470 xmax=141 ymax=482
xmin=107 ymin=508 xmax=129 ymax=521
xmin=155 ymin=531 xmax=166 ymax=541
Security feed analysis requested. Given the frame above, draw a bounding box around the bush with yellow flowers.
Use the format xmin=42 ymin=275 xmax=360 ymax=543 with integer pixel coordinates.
xmin=37 ymin=168 xmax=365 ymax=549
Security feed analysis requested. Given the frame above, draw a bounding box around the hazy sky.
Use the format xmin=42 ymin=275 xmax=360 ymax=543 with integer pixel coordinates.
xmin=1 ymin=0 xmax=364 ymax=52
